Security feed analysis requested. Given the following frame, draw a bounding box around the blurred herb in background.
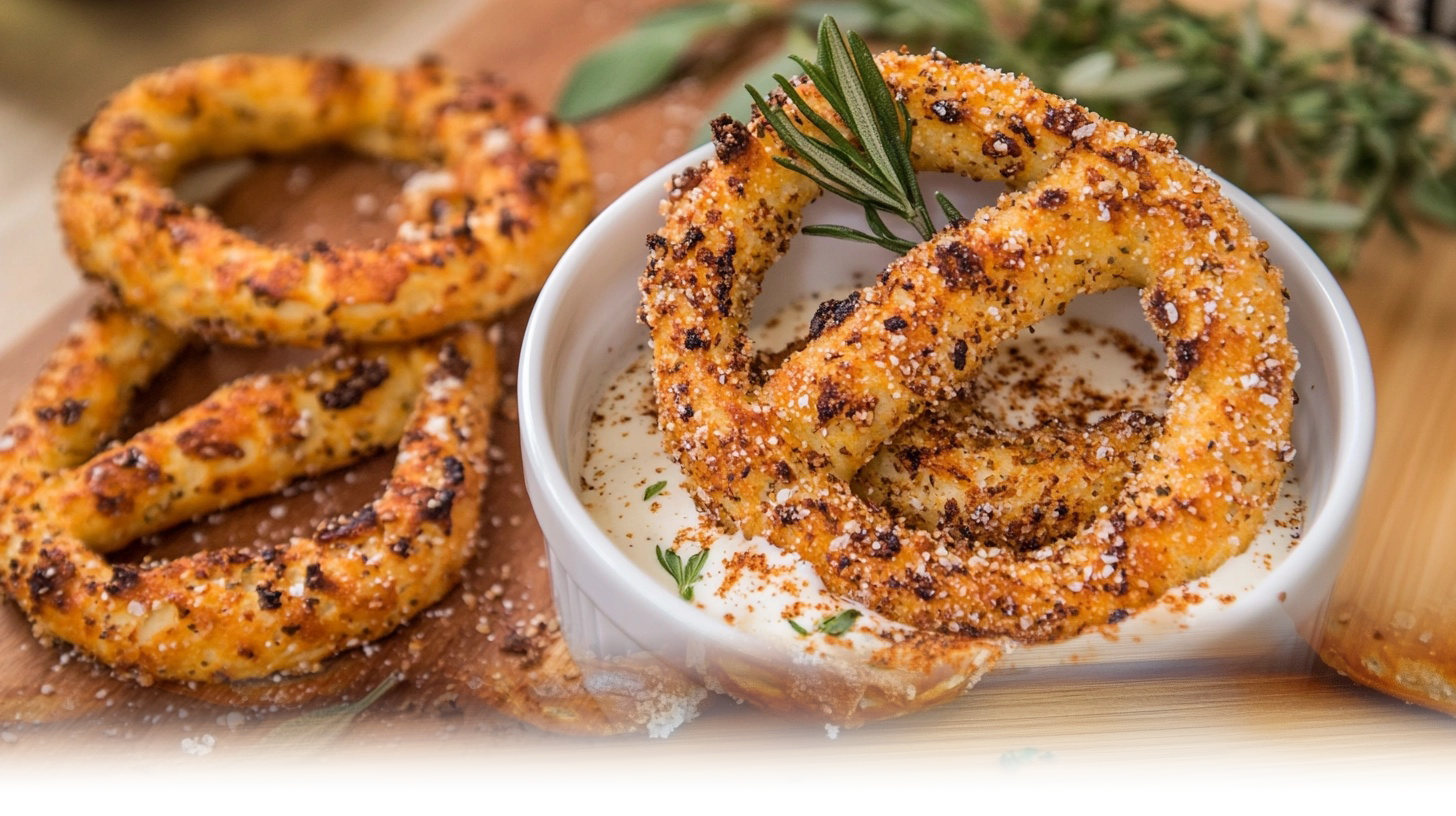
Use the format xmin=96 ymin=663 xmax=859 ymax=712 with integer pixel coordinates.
xmin=556 ymin=0 xmax=1456 ymax=271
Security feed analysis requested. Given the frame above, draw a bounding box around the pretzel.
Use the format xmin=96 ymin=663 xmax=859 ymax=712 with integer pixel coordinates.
xmin=57 ymin=54 xmax=591 ymax=346
xmin=0 ymin=306 xmax=497 ymax=683
xmin=640 ymin=51 xmax=1296 ymax=642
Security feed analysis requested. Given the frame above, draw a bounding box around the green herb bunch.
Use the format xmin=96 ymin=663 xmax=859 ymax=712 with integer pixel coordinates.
xmin=557 ymin=0 xmax=1456 ymax=271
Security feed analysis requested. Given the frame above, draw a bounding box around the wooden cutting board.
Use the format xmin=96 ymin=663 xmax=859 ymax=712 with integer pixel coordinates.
xmin=2 ymin=0 xmax=1454 ymax=760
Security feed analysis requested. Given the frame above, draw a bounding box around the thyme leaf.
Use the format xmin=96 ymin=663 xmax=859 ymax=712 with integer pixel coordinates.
xmin=816 ymin=608 xmax=862 ymax=635
xmin=644 ymin=480 xmax=669 ymax=501
xmin=788 ymin=609 xmax=862 ymax=635
xmin=656 ymin=544 xmax=710 ymax=601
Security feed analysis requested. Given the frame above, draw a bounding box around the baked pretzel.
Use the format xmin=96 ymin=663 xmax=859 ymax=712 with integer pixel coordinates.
xmin=0 ymin=306 xmax=497 ymax=683
xmin=57 ymin=54 xmax=591 ymax=347
xmin=640 ymin=51 xmax=1296 ymax=642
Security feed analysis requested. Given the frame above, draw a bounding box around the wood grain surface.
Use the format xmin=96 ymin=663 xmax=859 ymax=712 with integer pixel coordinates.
xmin=0 ymin=0 xmax=1454 ymax=769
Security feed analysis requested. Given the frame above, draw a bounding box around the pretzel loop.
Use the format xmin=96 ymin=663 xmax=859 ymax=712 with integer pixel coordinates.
xmin=57 ymin=55 xmax=592 ymax=347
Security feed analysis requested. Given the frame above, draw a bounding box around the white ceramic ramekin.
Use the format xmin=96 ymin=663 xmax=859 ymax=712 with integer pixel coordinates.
xmin=519 ymin=143 xmax=1375 ymax=722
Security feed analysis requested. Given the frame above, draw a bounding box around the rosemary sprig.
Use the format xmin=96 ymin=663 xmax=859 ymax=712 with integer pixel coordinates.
xmin=656 ymin=544 xmax=710 ymax=601
xmin=746 ymin=16 xmax=959 ymax=253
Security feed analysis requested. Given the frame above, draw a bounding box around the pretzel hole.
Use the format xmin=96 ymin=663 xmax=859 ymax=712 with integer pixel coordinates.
xmin=173 ymin=150 xmax=422 ymax=250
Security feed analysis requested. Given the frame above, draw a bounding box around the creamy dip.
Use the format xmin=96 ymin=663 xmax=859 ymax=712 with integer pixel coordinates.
xmin=579 ymin=289 xmax=1305 ymax=669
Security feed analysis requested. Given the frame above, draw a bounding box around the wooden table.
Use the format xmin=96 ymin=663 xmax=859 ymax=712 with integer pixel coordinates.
xmin=1 ymin=0 xmax=1453 ymax=784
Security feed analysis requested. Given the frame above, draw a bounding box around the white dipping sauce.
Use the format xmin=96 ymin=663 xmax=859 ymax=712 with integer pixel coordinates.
xmin=579 ymin=288 xmax=1305 ymax=669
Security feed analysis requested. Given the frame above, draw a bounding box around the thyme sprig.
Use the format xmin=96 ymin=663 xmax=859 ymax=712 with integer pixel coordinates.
xmin=746 ymin=17 xmax=959 ymax=253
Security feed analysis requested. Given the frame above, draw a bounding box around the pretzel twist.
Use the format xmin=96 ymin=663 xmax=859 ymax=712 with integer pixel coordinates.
xmin=640 ymin=52 xmax=1295 ymax=642
xmin=0 ymin=307 xmax=498 ymax=682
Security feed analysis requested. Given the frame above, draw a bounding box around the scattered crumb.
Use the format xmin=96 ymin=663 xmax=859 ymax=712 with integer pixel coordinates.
xmin=180 ymin=734 xmax=216 ymax=756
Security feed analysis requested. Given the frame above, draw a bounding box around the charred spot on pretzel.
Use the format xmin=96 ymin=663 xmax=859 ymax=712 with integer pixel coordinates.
xmin=929 ymin=99 xmax=963 ymax=123
xmin=175 ymin=418 xmax=246 ymax=460
xmin=807 ymin=291 xmax=862 ymax=340
xmin=35 ymin=399 xmax=88 ymax=426
xmin=56 ymin=54 xmax=592 ymax=347
xmin=317 ymin=505 xmax=380 ymax=543
xmin=710 ymin=115 xmax=753 ymax=162
xmin=933 ymin=242 xmax=987 ymax=291
xmin=318 ymin=358 xmax=391 ymax=410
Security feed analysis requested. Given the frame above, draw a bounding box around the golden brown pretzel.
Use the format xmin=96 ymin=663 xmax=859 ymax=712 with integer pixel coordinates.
xmin=640 ymin=51 xmax=1296 ymax=642
xmin=57 ymin=54 xmax=591 ymax=346
xmin=0 ymin=306 xmax=498 ymax=683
